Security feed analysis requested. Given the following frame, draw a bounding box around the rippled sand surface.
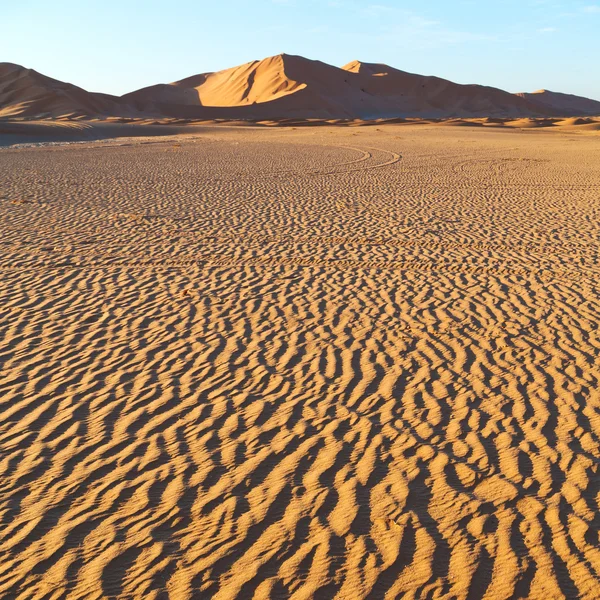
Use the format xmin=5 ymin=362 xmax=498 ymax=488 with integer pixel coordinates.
xmin=1 ymin=125 xmax=600 ymax=599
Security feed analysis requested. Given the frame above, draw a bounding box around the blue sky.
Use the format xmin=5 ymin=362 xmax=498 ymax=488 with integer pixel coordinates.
xmin=2 ymin=0 xmax=599 ymax=99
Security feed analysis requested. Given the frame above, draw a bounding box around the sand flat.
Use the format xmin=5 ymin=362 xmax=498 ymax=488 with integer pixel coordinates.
xmin=1 ymin=125 xmax=600 ymax=598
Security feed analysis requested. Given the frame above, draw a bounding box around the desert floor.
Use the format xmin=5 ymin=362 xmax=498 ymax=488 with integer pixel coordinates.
xmin=1 ymin=124 xmax=600 ymax=599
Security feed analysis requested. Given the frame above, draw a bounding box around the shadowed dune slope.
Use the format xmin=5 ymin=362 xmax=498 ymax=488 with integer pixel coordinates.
xmin=516 ymin=89 xmax=600 ymax=117
xmin=340 ymin=60 xmax=549 ymax=118
xmin=0 ymin=63 xmax=131 ymax=119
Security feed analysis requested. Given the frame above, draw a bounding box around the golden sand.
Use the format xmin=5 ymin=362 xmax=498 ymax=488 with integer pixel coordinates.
xmin=1 ymin=124 xmax=599 ymax=598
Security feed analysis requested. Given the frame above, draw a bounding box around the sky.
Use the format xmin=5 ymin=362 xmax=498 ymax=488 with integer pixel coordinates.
xmin=2 ymin=0 xmax=599 ymax=100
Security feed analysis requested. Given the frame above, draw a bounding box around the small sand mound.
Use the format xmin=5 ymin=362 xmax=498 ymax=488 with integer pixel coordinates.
xmin=509 ymin=118 xmax=555 ymax=128
xmin=557 ymin=117 xmax=593 ymax=126
xmin=438 ymin=119 xmax=484 ymax=127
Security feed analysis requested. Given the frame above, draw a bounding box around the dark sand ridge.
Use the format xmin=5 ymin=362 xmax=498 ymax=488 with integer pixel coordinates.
xmin=1 ymin=115 xmax=599 ymax=148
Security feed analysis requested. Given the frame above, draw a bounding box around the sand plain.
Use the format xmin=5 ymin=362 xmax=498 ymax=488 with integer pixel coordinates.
xmin=1 ymin=124 xmax=600 ymax=599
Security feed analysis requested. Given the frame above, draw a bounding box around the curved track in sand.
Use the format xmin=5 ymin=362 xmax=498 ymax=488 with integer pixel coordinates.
xmin=188 ymin=142 xmax=402 ymax=180
xmin=1 ymin=126 xmax=600 ymax=599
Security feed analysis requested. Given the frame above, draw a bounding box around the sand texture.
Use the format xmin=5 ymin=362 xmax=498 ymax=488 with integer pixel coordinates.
xmin=1 ymin=125 xmax=600 ymax=598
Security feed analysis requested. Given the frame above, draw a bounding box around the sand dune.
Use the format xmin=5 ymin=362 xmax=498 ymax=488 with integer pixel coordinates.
xmin=3 ymin=56 xmax=600 ymax=121
xmin=124 ymin=53 xmax=551 ymax=120
xmin=1 ymin=124 xmax=600 ymax=598
xmin=0 ymin=63 xmax=131 ymax=119
xmin=516 ymin=90 xmax=600 ymax=117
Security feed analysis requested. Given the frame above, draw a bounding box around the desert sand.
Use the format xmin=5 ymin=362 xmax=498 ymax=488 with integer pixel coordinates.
xmin=1 ymin=123 xmax=600 ymax=599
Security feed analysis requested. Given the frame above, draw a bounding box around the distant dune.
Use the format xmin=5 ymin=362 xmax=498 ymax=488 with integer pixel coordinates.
xmin=516 ymin=89 xmax=600 ymax=117
xmin=0 ymin=63 xmax=129 ymax=119
xmin=1 ymin=55 xmax=600 ymax=120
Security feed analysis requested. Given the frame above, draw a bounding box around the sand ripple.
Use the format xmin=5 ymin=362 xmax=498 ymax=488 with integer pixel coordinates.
xmin=1 ymin=126 xmax=600 ymax=598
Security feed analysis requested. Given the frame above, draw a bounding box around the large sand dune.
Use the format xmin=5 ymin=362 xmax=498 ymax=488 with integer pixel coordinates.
xmin=2 ymin=55 xmax=599 ymax=121
xmin=1 ymin=124 xmax=600 ymax=598
xmin=123 ymin=53 xmax=550 ymax=119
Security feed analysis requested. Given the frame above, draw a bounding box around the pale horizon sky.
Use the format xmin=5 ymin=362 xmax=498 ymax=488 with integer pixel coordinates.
xmin=2 ymin=0 xmax=599 ymax=100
